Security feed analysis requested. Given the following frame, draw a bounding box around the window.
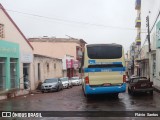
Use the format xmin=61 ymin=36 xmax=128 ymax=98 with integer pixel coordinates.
xmin=0 ymin=24 xmax=5 ymax=38
xmin=54 ymin=63 xmax=56 ymax=69
xmin=47 ymin=63 xmax=49 ymax=72
xmin=38 ymin=63 xmax=40 ymax=80
xmin=88 ymin=64 xmax=123 ymax=68
xmin=87 ymin=44 xmax=122 ymax=59
xmin=0 ymin=58 xmax=6 ymax=90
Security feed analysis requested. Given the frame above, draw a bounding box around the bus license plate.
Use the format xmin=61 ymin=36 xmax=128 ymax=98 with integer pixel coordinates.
xmin=103 ymin=83 xmax=111 ymax=86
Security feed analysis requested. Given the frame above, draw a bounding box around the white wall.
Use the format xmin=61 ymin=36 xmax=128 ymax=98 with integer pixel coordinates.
xmin=34 ymin=56 xmax=63 ymax=89
xmin=141 ymin=0 xmax=160 ymax=87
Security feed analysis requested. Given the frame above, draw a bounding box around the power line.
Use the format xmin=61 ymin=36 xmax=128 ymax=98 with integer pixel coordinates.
xmin=6 ymin=9 xmax=137 ymax=31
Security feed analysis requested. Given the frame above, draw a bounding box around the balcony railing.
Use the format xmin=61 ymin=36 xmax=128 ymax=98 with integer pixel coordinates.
xmin=135 ymin=0 xmax=141 ymax=10
xmin=135 ymin=17 xmax=141 ymax=28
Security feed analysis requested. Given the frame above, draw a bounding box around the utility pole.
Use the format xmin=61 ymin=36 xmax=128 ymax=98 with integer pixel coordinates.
xmin=133 ymin=55 xmax=134 ymax=75
xmin=131 ymin=45 xmax=135 ymax=75
xmin=146 ymin=15 xmax=151 ymax=80
xmin=146 ymin=16 xmax=151 ymax=52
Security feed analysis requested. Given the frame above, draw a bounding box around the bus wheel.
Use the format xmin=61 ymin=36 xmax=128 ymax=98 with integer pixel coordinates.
xmin=113 ymin=93 xmax=118 ymax=99
xmin=84 ymin=93 xmax=90 ymax=99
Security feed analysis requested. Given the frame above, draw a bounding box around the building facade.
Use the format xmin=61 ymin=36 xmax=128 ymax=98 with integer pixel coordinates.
xmin=141 ymin=0 xmax=160 ymax=88
xmin=33 ymin=54 xmax=63 ymax=88
xmin=0 ymin=4 xmax=34 ymax=99
xmin=129 ymin=0 xmax=160 ymax=88
xmin=29 ymin=37 xmax=86 ymax=78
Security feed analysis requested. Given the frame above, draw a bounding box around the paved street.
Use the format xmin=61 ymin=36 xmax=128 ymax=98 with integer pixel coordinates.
xmin=0 ymin=85 xmax=160 ymax=120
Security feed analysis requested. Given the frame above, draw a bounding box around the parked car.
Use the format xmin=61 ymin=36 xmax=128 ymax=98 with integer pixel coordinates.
xmin=70 ymin=77 xmax=82 ymax=86
xmin=41 ymin=78 xmax=63 ymax=93
xmin=128 ymin=77 xmax=153 ymax=95
xmin=60 ymin=77 xmax=72 ymax=88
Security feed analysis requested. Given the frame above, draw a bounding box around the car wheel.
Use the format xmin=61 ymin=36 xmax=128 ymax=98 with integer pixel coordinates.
xmin=128 ymin=87 xmax=131 ymax=94
xmin=56 ymin=87 xmax=59 ymax=92
xmin=41 ymin=90 xmax=44 ymax=93
xmin=130 ymin=87 xmax=135 ymax=95
xmin=150 ymin=90 xmax=153 ymax=95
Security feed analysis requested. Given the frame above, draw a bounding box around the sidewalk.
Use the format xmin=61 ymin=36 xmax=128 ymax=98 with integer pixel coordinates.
xmin=30 ymin=89 xmax=42 ymax=94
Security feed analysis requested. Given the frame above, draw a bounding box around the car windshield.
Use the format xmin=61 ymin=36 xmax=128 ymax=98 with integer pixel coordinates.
xmin=60 ymin=78 xmax=68 ymax=82
xmin=132 ymin=78 xmax=148 ymax=83
xmin=44 ymin=79 xmax=58 ymax=83
xmin=71 ymin=77 xmax=79 ymax=80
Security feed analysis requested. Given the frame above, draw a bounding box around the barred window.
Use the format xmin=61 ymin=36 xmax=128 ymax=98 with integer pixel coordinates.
xmin=0 ymin=24 xmax=5 ymax=38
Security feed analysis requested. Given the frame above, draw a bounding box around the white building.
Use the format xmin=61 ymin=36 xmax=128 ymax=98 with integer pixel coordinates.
xmin=141 ymin=0 xmax=160 ymax=88
xmin=33 ymin=54 xmax=63 ymax=89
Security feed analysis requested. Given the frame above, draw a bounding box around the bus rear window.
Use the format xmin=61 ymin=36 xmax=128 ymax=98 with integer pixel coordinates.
xmin=87 ymin=44 xmax=122 ymax=59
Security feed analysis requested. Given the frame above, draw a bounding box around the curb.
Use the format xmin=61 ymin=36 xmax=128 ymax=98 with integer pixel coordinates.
xmin=30 ymin=90 xmax=42 ymax=94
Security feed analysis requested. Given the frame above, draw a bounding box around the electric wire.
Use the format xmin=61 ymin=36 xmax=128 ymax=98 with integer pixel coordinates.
xmin=6 ymin=9 xmax=137 ymax=31
xmin=136 ymin=10 xmax=160 ymax=56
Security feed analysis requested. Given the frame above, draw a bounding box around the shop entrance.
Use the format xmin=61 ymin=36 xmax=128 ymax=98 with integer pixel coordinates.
xmin=23 ymin=63 xmax=30 ymax=89
xmin=10 ymin=58 xmax=18 ymax=88
xmin=0 ymin=58 xmax=5 ymax=90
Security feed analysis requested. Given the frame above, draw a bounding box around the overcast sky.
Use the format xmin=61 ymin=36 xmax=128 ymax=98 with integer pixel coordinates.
xmin=0 ymin=0 xmax=137 ymax=52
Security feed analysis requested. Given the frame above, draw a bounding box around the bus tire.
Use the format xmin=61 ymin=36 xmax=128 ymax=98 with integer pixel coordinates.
xmin=113 ymin=93 xmax=118 ymax=99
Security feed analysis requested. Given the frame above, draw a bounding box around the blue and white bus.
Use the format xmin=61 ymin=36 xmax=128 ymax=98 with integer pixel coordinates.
xmin=80 ymin=44 xmax=126 ymax=97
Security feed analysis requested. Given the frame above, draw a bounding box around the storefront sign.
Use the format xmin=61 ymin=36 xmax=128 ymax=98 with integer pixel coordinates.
xmin=66 ymin=59 xmax=73 ymax=68
xmin=73 ymin=60 xmax=79 ymax=69
xmin=0 ymin=40 xmax=19 ymax=58
xmin=21 ymin=53 xmax=33 ymax=63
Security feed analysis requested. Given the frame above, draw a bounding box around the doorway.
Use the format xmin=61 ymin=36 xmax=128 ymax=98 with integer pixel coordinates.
xmin=23 ymin=63 xmax=30 ymax=89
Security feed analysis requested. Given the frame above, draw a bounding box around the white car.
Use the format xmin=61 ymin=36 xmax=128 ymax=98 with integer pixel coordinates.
xmin=70 ymin=77 xmax=82 ymax=86
xmin=60 ymin=77 xmax=72 ymax=88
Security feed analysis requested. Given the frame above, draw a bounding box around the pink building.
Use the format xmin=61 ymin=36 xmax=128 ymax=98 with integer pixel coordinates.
xmin=28 ymin=37 xmax=86 ymax=78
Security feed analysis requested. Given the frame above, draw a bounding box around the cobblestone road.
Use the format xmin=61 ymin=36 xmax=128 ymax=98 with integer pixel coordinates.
xmin=0 ymin=85 xmax=160 ymax=120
